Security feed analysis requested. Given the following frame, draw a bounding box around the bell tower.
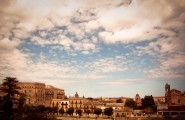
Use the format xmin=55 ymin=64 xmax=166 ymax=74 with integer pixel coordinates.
xmin=165 ymin=83 xmax=171 ymax=104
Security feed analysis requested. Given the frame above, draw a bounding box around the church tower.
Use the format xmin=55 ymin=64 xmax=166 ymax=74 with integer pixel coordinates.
xmin=75 ymin=91 xmax=79 ymax=98
xmin=165 ymin=83 xmax=171 ymax=104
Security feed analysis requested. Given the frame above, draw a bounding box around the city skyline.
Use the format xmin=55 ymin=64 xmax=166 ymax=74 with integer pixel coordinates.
xmin=0 ymin=0 xmax=185 ymax=98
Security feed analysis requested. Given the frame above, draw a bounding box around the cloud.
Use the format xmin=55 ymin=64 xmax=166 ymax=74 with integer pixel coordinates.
xmin=70 ymin=8 xmax=97 ymax=23
xmin=98 ymin=0 xmax=185 ymax=44
xmin=134 ymin=23 xmax=185 ymax=79
xmin=86 ymin=56 xmax=128 ymax=73
xmin=99 ymin=78 xmax=145 ymax=86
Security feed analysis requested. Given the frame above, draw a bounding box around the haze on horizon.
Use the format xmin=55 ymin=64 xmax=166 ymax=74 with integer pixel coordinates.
xmin=0 ymin=0 xmax=185 ymax=98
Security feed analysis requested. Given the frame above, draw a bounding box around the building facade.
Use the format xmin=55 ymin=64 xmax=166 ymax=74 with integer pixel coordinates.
xmin=45 ymin=85 xmax=65 ymax=106
xmin=68 ymin=92 xmax=86 ymax=112
xmin=135 ymin=94 xmax=142 ymax=106
xmin=19 ymin=82 xmax=46 ymax=105
xmin=18 ymin=82 xmax=65 ymax=106
xmin=165 ymin=83 xmax=185 ymax=105
xmin=51 ymin=99 xmax=69 ymax=111
xmin=153 ymin=96 xmax=165 ymax=105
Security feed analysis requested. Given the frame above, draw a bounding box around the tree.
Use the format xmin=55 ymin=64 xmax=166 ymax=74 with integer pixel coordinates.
xmin=52 ymin=107 xmax=58 ymax=114
xmin=37 ymin=105 xmax=46 ymax=113
xmin=85 ymin=109 xmax=90 ymax=116
xmin=104 ymin=107 xmax=113 ymax=118
xmin=142 ymin=95 xmax=156 ymax=113
xmin=67 ymin=107 xmax=74 ymax=116
xmin=86 ymin=97 xmax=93 ymax=101
xmin=116 ymin=98 xmax=123 ymax=103
xmin=142 ymin=95 xmax=155 ymax=108
xmin=21 ymin=105 xmax=56 ymax=120
xmin=0 ymin=77 xmax=20 ymax=120
xmin=94 ymin=108 xmax=102 ymax=117
xmin=125 ymin=99 xmax=136 ymax=108
xmin=59 ymin=108 xmax=65 ymax=116
xmin=17 ymin=93 xmax=26 ymax=116
xmin=45 ymin=106 xmax=53 ymax=114
xmin=76 ymin=109 xmax=82 ymax=117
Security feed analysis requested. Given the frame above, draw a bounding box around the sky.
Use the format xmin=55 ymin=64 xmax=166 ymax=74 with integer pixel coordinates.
xmin=0 ymin=0 xmax=185 ymax=98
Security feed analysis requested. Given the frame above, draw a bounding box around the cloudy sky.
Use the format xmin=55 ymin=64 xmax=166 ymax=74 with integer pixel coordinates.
xmin=0 ymin=0 xmax=185 ymax=98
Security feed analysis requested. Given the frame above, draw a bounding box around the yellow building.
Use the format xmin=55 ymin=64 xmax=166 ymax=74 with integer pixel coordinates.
xmin=153 ymin=96 xmax=165 ymax=105
xmin=68 ymin=92 xmax=86 ymax=111
xmin=45 ymin=85 xmax=65 ymax=106
xmin=51 ymin=99 xmax=69 ymax=111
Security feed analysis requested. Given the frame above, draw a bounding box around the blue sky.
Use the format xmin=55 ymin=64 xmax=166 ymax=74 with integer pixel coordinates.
xmin=0 ymin=0 xmax=185 ymax=98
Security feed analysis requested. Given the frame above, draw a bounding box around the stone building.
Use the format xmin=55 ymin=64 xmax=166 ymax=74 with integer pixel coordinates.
xmin=135 ymin=94 xmax=142 ymax=106
xmin=51 ymin=99 xmax=69 ymax=111
xmin=17 ymin=82 xmax=65 ymax=106
xmin=45 ymin=85 xmax=65 ymax=106
xmin=165 ymin=83 xmax=185 ymax=105
xmin=68 ymin=92 xmax=86 ymax=112
xmin=153 ymin=96 xmax=165 ymax=105
xmin=19 ymin=82 xmax=46 ymax=105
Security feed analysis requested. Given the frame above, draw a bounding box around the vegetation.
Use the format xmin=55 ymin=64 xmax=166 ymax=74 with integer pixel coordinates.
xmin=94 ymin=108 xmax=102 ymax=117
xmin=66 ymin=107 xmax=74 ymax=116
xmin=51 ymin=107 xmax=58 ymax=114
xmin=104 ymin=107 xmax=113 ymax=117
xmin=116 ymin=98 xmax=123 ymax=103
xmin=125 ymin=98 xmax=136 ymax=108
xmin=59 ymin=108 xmax=65 ymax=115
xmin=84 ymin=109 xmax=91 ymax=116
xmin=142 ymin=95 xmax=156 ymax=113
xmin=0 ymin=77 xmax=56 ymax=120
xmin=0 ymin=77 xmax=20 ymax=120
xmin=76 ymin=109 xmax=82 ymax=117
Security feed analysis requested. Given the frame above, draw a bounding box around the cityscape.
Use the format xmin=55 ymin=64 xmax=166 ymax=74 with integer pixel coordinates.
xmin=0 ymin=0 xmax=185 ymax=120
xmin=0 ymin=78 xmax=185 ymax=120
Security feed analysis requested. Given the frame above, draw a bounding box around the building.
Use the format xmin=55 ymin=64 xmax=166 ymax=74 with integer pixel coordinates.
xmin=114 ymin=107 xmax=133 ymax=119
xmin=165 ymin=83 xmax=185 ymax=105
xmin=18 ymin=82 xmax=65 ymax=106
xmin=51 ymin=99 xmax=69 ymax=111
xmin=45 ymin=85 xmax=65 ymax=106
xmin=153 ymin=96 xmax=165 ymax=105
xmin=19 ymin=82 xmax=46 ymax=105
xmin=83 ymin=101 xmax=100 ymax=113
xmin=135 ymin=94 xmax=142 ymax=106
xmin=68 ymin=92 xmax=86 ymax=111
xmin=156 ymin=83 xmax=185 ymax=116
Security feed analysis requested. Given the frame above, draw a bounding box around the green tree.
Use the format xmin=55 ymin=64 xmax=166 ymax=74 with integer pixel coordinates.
xmin=104 ymin=107 xmax=113 ymax=118
xmin=85 ymin=109 xmax=90 ymax=116
xmin=0 ymin=77 xmax=20 ymax=120
xmin=37 ymin=105 xmax=46 ymax=113
xmin=59 ymin=108 xmax=65 ymax=116
xmin=116 ymin=98 xmax=123 ymax=103
xmin=52 ymin=107 xmax=58 ymax=114
xmin=125 ymin=98 xmax=136 ymax=108
xmin=67 ymin=107 xmax=74 ymax=116
xmin=45 ymin=106 xmax=52 ymax=114
xmin=76 ymin=109 xmax=82 ymax=117
xmin=142 ymin=95 xmax=156 ymax=114
xmin=17 ymin=93 xmax=26 ymax=116
xmin=22 ymin=105 xmax=56 ymax=120
xmin=94 ymin=108 xmax=102 ymax=117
